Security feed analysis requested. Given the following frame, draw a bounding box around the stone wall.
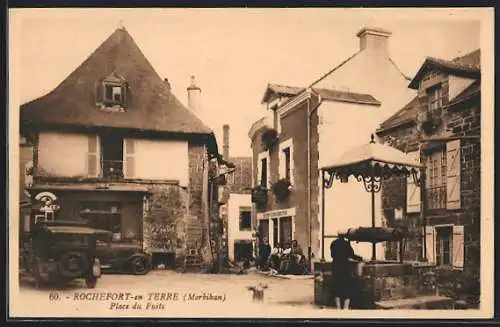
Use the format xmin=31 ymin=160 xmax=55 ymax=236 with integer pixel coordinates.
xmin=377 ymin=81 xmax=481 ymax=307
xmin=142 ymin=141 xmax=211 ymax=268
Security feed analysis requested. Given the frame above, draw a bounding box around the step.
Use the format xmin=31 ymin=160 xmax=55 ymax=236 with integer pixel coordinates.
xmin=375 ymin=295 xmax=453 ymax=310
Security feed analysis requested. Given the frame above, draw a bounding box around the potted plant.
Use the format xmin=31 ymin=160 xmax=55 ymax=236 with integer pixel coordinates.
xmin=261 ymin=127 xmax=278 ymax=150
xmin=271 ymin=178 xmax=292 ymax=201
xmin=421 ymin=111 xmax=442 ymax=134
xmin=251 ymin=185 xmax=268 ymax=205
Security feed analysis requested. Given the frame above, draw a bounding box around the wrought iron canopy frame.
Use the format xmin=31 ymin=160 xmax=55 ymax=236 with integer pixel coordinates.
xmin=322 ymin=159 xmax=420 ymax=192
xmin=320 ymin=159 xmax=422 ymax=262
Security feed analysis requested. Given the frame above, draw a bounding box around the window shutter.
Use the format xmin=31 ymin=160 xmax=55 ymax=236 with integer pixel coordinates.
xmin=446 ymin=140 xmax=461 ymax=209
xmin=452 ymin=225 xmax=465 ymax=269
xmin=257 ymin=157 xmax=262 ymax=187
xmin=406 ymin=150 xmax=421 ymax=213
xmin=278 ymin=149 xmax=285 ymax=180
xmin=87 ymin=135 xmax=99 ymax=177
xmin=124 ymin=138 xmax=135 ymax=178
xmin=425 ymin=226 xmax=436 ymax=264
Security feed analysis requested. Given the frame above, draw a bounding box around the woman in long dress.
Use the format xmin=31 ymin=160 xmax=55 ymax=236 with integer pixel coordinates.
xmin=330 ymin=232 xmax=363 ymax=310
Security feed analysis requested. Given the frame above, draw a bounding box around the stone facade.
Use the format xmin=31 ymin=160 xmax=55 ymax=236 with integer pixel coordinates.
xmin=376 ymin=55 xmax=481 ymax=308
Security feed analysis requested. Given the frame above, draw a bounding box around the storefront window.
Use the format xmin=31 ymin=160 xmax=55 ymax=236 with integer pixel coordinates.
xmin=79 ymin=201 xmax=122 ymax=235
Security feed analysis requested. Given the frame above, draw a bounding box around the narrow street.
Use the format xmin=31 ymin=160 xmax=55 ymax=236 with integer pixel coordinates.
xmin=13 ymin=270 xmax=344 ymax=318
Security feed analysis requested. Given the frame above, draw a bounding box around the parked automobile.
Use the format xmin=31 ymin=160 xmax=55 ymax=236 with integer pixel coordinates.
xmin=95 ymin=230 xmax=152 ymax=275
xmin=20 ymin=220 xmax=102 ymax=288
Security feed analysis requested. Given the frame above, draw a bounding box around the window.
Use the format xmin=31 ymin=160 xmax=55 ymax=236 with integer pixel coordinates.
xmin=279 ymin=138 xmax=294 ymax=184
xmin=260 ymin=158 xmax=267 ymax=187
xmin=100 ymin=72 xmax=128 ymax=109
xmin=435 ymin=226 xmax=452 ymax=266
xmin=79 ymin=202 xmax=122 ymax=235
xmin=426 ymin=150 xmax=447 ymax=209
xmin=425 ymin=225 xmax=464 ymax=268
xmin=257 ymin=151 xmax=269 ymax=188
xmin=101 ymin=133 xmax=124 ymax=179
xmin=239 ymin=207 xmax=252 ymax=230
xmin=427 ymin=86 xmax=442 ymax=112
xmin=105 ymin=85 xmax=123 ymax=104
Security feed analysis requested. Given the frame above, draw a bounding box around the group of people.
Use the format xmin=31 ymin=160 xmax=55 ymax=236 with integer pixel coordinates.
xmin=255 ymin=233 xmax=364 ymax=309
xmin=257 ymin=238 xmax=308 ymax=275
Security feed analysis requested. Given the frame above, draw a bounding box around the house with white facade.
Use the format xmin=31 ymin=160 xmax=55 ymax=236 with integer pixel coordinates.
xmin=20 ymin=26 xmax=221 ymax=269
xmin=249 ymin=27 xmax=417 ymax=265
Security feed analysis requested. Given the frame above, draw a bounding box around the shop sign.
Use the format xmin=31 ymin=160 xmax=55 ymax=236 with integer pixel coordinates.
xmin=257 ymin=207 xmax=296 ymax=220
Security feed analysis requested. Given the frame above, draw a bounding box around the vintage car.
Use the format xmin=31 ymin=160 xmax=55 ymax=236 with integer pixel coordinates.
xmin=95 ymin=230 xmax=152 ymax=275
xmin=20 ymin=220 xmax=102 ymax=288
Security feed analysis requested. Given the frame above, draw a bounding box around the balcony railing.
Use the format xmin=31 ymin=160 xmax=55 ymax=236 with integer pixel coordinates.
xmin=102 ymin=160 xmax=124 ymax=180
xmin=426 ymin=185 xmax=446 ymax=210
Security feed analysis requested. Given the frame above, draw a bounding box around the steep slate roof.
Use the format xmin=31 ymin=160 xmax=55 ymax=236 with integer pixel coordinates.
xmin=377 ymin=96 xmax=419 ymax=131
xmin=262 ymin=83 xmax=381 ymax=107
xmin=408 ymin=49 xmax=481 ymax=89
xmin=261 ymin=84 xmax=304 ymax=103
xmin=20 ymin=27 xmax=213 ymax=136
xmin=313 ymin=88 xmax=381 ymax=106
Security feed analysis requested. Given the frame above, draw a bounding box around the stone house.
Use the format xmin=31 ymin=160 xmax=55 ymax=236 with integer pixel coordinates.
xmin=375 ymin=49 xmax=481 ymax=307
xmin=19 ymin=27 xmax=221 ymax=269
xmin=248 ymin=27 xmax=416 ymax=266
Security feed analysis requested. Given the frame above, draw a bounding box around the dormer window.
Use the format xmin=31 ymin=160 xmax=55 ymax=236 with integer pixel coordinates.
xmin=97 ymin=72 xmax=128 ymax=111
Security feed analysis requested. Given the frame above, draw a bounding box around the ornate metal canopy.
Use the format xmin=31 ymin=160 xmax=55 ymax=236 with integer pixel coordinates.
xmin=319 ymin=135 xmax=424 ymax=262
xmin=321 ymin=135 xmax=423 ymax=192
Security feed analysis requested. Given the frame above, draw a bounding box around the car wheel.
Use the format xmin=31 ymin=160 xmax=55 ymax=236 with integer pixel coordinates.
xmin=85 ymin=276 xmax=98 ymax=289
xmin=58 ymin=252 xmax=88 ymax=279
xmin=131 ymin=257 xmax=150 ymax=275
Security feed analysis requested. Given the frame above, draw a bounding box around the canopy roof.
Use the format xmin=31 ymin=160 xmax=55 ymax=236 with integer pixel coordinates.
xmin=321 ymin=136 xmax=423 ymax=177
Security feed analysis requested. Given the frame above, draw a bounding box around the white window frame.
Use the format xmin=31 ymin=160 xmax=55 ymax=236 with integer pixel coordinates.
xmin=279 ymin=138 xmax=294 ymax=185
xmin=238 ymin=206 xmax=252 ymax=231
xmin=257 ymin=151 xmax=270 ymax=189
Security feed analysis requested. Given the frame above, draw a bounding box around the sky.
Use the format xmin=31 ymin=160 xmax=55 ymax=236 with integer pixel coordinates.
xmin=11 ymin=8 xmax=487 ymax=157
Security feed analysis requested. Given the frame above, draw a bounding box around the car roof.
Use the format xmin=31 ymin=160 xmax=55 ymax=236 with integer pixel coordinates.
xmin=46 ymin=226 xmax=102 ymax=235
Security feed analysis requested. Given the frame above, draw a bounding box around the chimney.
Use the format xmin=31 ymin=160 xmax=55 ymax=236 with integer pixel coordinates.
xmin=223 ymin=124 xmax=230 ymax=160
xmin=164 ymin=78 xmax=171 ymax=91
xmin=187 ymin=75 xmax=201 ymax=115
xmin=356 ymin=27 xmax=392 ymax=53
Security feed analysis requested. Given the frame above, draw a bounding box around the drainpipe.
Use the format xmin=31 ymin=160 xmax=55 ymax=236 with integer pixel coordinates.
xmin=307 ymin=90 xmax=322 ymax=271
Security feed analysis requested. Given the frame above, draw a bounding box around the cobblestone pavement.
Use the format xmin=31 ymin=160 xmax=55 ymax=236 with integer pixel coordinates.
xmin=12 ymin=269 xmax=343 ymax=318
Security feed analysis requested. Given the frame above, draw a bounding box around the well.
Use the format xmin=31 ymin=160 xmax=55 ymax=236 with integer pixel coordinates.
xmin=314 ymin=260 xmax=451 ymax=309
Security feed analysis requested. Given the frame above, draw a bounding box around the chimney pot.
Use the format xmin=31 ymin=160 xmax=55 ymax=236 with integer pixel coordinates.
xmin=356 ymin=27 xmax=392 ymax=53
xmin=164 ymin=78 xmax=171 ymax=91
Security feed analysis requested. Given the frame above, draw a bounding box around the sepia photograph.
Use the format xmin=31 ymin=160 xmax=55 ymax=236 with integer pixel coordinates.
xmin=7 ymin=7 xmax=494 ymax=320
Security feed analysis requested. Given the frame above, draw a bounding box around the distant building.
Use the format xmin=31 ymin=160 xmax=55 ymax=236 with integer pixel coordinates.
xmin=219 ymin=125 xmax=253 ymax=262
xmin=20 ymin=27 xmax=221 ymax=269
xmin=249 ymin=27 xmax=416 ymax=265
xmin=376 ymin=49 xmax=481 ymax=307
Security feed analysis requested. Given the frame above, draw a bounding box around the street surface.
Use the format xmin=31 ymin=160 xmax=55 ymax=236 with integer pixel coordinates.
xmin=12 ymin=269 xmax=344 ymax=318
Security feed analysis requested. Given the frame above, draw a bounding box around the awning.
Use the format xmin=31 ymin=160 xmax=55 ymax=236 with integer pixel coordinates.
xmin=321 ymin=140 xmax=423 ymax=179
xmin=30 ymin=182 xmax=150 ymax=193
